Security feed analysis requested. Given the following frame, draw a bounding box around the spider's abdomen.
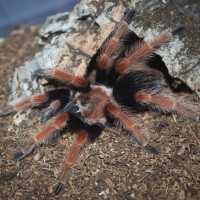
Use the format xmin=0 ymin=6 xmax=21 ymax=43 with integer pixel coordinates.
xmin=113 ymin=66 xmax=165 ymax=111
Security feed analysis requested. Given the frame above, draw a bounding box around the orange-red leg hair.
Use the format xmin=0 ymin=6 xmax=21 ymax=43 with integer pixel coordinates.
xmin=0 ymin=94 xmax=47 ymax=116
xmin=54 ymin=130 xmax=88 ymax=195
xmin=135 ymin=92 xmax=198 ymax=120
xmin=13 ymin=112 xmax=69 ymax=160
xmin=34 ymin=68 xmax=90 ymax=89
xmin=98 ymin=23 xmax=129 ymax=69
xmin=98 ymin=9 xmax=135 ymax=70
xmin=115 ymin=31 xmax=177 ymax=73
xmin=106 ymin=103 xmax=158 ymax=155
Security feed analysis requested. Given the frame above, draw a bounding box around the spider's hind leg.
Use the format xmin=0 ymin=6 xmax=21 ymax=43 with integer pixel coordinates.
xmin=114 ymin=66 xmax=198 ymax=120
xmin=54 ymin=123 xmax=103 ymax=195
xmin=113 ymin=64 xmax=165 ymax=112
xmin=54 ymin=130 xmax=89 ymax=195
xmin=106 ymin=102 xmax=159 ymax=155
xmin=135 ymin=91 xmax=198 ymax=120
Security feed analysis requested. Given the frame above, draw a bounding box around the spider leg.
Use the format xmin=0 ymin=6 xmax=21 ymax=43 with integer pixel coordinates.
xmin=54 ymin=130 xmax=88 ymax=195
xmin=113 ymin=67 xmax=198 ymax=120
xmin=12 ymin=112 xmax=68 ymax=160
xmin=0 ymin=88 xmax=70 ymax=116
xmin=41 ymin=96 xmax=70 ymax=123
xmin=115 ymin=26 xmax=185 ymax=73
xmin=40 ymin=89 xmax=71 ymax=123
xmin=135 ymin=91 xmax=198 ymax=120
xmin=106 ymin=103 xmax=159 ymax=155
xmin=97 ymin=9 xmax=135 ymax=70
xmin=113 ymin=66 xmax=165 ymax=111
xmin=0 ymin=93 xmax=47 ymax=116
xmin=87 ymin=9 xmax=135 ymax=84
xmin=34 ymin=68 xmax=90 ymax=91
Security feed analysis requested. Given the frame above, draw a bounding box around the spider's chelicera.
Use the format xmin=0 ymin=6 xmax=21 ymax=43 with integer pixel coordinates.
xmin=0 ymin=9 xmax=198 ymax=194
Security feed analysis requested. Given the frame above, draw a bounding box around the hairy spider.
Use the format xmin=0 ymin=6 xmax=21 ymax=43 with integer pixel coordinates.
xmin=0 ymin=9 xmax=198 ymax=195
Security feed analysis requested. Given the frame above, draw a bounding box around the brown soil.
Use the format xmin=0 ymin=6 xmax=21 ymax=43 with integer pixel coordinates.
xmin=0 ymin=26 xmax=199 ymax=200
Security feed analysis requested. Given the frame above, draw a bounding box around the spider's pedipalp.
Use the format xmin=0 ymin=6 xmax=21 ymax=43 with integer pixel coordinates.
xmin=35 ymin=68 xmax=90 ymax=91
xmin=87 ymin=123 xmax=103 ymax=142
xmin=106 ymin=103 xmax=158 ymax=155
xmin=41 ymin=100 xmax=62 ymax=123
xmin=135 ymin=91 xmax=198 ymax=120
xmin=41 ymin=89 xmax=71 ymax=123
xmin=54 ymin=130 xmax=88 ymax=195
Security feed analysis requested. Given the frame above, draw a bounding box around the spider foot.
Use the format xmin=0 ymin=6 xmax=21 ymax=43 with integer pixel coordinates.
xmin=12 ymin=148 xmax=35 ymax=161
xmin=172 ymin=26 xmax=185 ymax=36
xmin=34 ymin=68 xmax=51 ymax=79
xmin=123 ymin=9 xmax=136 ymax=24
xmin=12 ymin=140 xmax=35 ymax=160
xmin=0 ymin=106 xmax=14 ymax=116
xmin=54 ymin=182 xmax=65 ymax=195
xmin=12 ymin=151 xmax=26 ymax=161
xmin=144 ymin=144 xmax=159 ymax=155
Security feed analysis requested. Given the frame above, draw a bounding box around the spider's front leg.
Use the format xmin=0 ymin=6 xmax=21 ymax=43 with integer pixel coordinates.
xmin=0 ymin=89 xmax=70 ymax=118
xmin=12 ymin=112 xmax=68 ymax=160
xmin=34 ymin=68 xmax=90 ymax=91
xmin=54 ymin=130 xmax=88 ymax=195
xmin=106 ymin=103 xmax=159 ymax=155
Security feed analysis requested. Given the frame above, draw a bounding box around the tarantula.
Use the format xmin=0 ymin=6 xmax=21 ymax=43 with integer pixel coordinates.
xmin=0 ymin=9 xmax=198 ymax=195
